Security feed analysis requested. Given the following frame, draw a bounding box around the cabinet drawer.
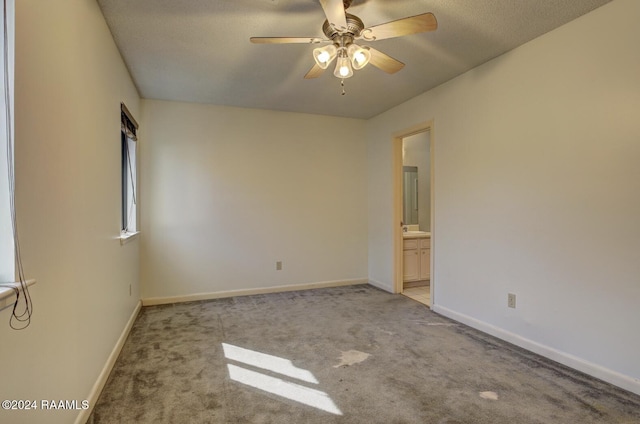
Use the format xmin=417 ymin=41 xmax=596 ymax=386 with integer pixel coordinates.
xmin=420 ymin=238 xmax=431 ymax=248
xmin=403 ymin=239 xmax=418 ymax=250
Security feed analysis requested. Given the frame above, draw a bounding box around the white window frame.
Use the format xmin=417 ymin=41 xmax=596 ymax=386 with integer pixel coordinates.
xmin=0 ymin=0 xmax=35 ymax=320
xmin=119 ymin=103 xmax=139 ymax=244
xmin=0 ymin=0 xmax=15 ymax=282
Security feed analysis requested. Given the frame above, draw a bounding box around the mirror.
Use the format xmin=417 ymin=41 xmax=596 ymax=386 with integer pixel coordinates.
xmin=403 ymin=166 xmax=419 ymax=225
xmin=402 ymin=131 xmax=430 ymax=231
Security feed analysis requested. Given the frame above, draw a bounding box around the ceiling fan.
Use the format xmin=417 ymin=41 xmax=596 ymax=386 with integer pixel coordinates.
xmin=250 ymin=0 xmax=437 ymax=82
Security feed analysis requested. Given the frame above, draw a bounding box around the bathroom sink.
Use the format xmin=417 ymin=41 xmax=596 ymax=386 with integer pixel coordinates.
xmin=403 ymin=231 xmax=431 ymax=238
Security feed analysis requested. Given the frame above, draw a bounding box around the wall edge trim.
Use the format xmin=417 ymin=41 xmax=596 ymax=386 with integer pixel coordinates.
xmin=367 ymin=278 xmax=393 ymax=293
xmin=75 ymin=301 xmax=142 ymax=424
xmin=432 ymin=304 xmax=640 ymax=396
xmin=141 ymin=278 xmax=369 ymax=306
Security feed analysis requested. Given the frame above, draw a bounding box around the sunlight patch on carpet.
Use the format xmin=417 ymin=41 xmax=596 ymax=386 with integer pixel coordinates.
xmin=223 ymin=343 xmax=342 ymax=415
xmin=223 ymin=343 xmax=318 ymax=384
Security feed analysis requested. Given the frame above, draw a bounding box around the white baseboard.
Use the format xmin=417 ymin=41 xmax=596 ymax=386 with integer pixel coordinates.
xmin=142 ymin=278 xmax=369 ymax=306
xmin=432 ymin=304 xmax=640 ymax=396
xmin=75 ymin=301 xmax=142 ymax=424
xmin=367 ymin=278 xmax=393 ymax=293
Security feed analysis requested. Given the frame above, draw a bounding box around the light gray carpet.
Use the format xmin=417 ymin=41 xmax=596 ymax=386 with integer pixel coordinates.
xmin=88 ymin=285 xmax=640 ymax=423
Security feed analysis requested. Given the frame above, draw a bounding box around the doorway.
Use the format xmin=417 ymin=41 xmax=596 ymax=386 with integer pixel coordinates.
xmin=392 ymin=121 xmax=434 ymax=307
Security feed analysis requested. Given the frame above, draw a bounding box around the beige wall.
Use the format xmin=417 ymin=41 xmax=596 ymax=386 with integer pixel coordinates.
xmin=140 ymin=100 xmax=368 ymax=301
xmin=0 ymin=1 xmax=141 ymax=423
xmin=367 ymin=0 xmax=640 ymax=394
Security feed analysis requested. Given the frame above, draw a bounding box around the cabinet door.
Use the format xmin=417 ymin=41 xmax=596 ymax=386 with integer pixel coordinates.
xmin=419 ymin=247 xmax=431 ymax=280
xmin=403 ymin=249 xmax=420 ymax=282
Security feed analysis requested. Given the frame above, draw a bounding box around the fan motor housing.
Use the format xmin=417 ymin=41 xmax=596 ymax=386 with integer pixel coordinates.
xmin=322 ymin=13 xmax=365 ymax=39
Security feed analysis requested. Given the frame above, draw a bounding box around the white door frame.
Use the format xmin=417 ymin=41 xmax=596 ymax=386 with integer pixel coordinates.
xmin=392 ymin=121 xmax=435 ymax=304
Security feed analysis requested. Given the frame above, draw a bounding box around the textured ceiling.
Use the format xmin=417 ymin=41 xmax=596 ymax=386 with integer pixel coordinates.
xmin=97 ymin=0 xmax=612 ymax=119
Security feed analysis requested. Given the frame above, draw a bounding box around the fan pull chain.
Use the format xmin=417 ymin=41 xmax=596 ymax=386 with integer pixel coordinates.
xmin=341 ymin=79 xmax=346 ymax=96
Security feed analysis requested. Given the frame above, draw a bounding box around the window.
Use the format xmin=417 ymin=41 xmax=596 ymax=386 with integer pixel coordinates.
xmin=0 ymin=0 xmax=15 ymax=282
xmin=1 ymin=0 xmax=32 ymax=329
xmin=121 ymin=103 xmax=138 ymax=236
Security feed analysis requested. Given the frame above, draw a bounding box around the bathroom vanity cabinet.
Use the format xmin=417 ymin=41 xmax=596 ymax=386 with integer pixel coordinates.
xmin=403 ymin=236 xmax=431 ymax=283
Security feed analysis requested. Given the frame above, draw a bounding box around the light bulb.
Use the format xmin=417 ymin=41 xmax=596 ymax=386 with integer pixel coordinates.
xmin=333 ymin=54 xmax=353 ymax=79
xmin=313 ymin=45 xmax=337 ymax=69
xmin=317 ymin=51 xmax=330 ymax=64
xmin=347 ymin=44 xmax=371 ymax=70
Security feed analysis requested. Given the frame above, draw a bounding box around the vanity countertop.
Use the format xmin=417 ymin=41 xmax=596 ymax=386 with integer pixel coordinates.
xmin=403 ymin=231 xmax=431 ymax=239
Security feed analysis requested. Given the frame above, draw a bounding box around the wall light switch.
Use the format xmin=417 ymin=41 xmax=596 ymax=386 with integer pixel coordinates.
xmin=276 ymin=261 xmax=282 ymax=271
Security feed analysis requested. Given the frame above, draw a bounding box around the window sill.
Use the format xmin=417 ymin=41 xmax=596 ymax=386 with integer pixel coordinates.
xmin=119 ymin=231 xmax=140 ymax=245
xmin=0 ymin=279 xmax=36 ymax=312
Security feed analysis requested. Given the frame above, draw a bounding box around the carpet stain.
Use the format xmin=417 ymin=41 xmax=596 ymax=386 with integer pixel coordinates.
xmin=479 ymin=391 xmax=499 ymax=400
xmin=333 ymin=350 xmax=371 ymax=368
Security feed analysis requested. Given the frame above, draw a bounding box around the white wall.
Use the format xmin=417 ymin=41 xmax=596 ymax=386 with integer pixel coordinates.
xmin=140 ymin=100 xmax=367 ymax=300
xmin=367 ymin=0 xmax=640 ymax=394
xmin=0 ymin=1 xmax=141 ymax=423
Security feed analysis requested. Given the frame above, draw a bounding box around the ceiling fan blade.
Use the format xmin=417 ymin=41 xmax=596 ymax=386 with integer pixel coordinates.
xmin=250 ymin=37 xmax=327 ymax=44
xmin=319 ymin=0 xmax=348 ymax=32
xmin=304 ymin=63 xmax=326 ymax=79
xmin=360 ymin=13 xmax=437 ymax=41
xmin=367 ymin=47 xmax=405 ymax=74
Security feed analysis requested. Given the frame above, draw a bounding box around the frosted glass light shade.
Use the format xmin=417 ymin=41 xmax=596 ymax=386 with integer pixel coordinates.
xmin=347 ymin=44 xmax=371 ymax=70
xmin=313 ymin=45 xmax=338 ymax=69
xmin=333 ymin=55 xmax=353 ymax=78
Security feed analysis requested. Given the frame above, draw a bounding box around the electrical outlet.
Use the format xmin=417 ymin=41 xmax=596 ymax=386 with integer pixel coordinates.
xmin=129 ymin=284 xmax=132 ymax=296
xmin=276 ymin=261 xmax=282 ymax=271
xmin=508 ymin=293 xmax=516 ymax=308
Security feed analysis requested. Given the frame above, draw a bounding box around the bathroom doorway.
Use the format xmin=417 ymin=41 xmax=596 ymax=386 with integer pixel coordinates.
xmin=392 ymin=121 xmax=434 ymax=307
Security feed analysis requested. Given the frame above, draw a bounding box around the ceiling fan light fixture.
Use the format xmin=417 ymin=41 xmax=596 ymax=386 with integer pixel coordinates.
xmin=252 ymin=3 xmax=438 ymax=85
xmin=347 ymin=44 xmax=371 ymax=70
xmin=313 ymin=44 xmax=338 ymax=69
xmin=333 ymin=50 xmax=353 ymax=79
